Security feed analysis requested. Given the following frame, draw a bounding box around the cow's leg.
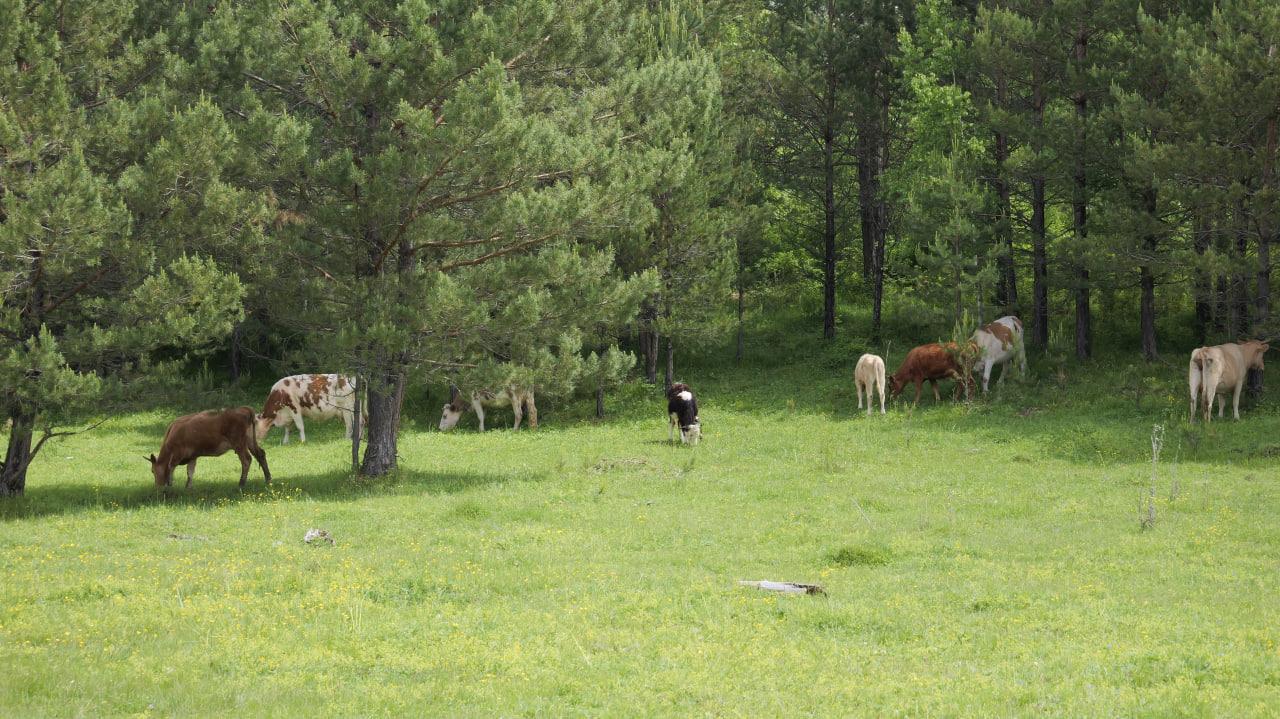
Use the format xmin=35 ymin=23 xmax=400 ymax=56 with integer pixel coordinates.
xmin=472 ymin=398 xmax=485 ymax=432
xmin=527 ymin=395 xmax=538 ymax=429
xmin=930 ymin=379 xmax=940 ymax=402
xmin=1189 ymin=369 xmax=1199 ymax=423
xmin=342 ymin=409 xmax=354 ymax=439
xmin=1232 ymin=381 xmax=1244 ymax=420
xmin=982 ymin=360 xmax=994 ymax=393
xmin=293 ymin=413 xmax=306 ymax=443
xmin=251 ymin=445 xmax=271 ymax=484
xmin=855 ymin=379 xmax=864 ymax=411
xmin=236 ymin=448 xmax=251 ymax=488
xmin=185 ymin=459 xmax=197 ymax=489
xmin=913 ymin=379 xmax=924 ymax=406
xmin=1217 ymin=393 xmax=1225 ymax=419
xmin=669 ymin=413 xmax=677 ymax=442
xmin=281 ymin=423 xmax=290 ymax=444
xmin=877 ymin=378 xmax=886 ymax=414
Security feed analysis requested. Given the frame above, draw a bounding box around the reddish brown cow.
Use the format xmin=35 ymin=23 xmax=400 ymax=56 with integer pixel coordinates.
xmin=888 ymin=342 xmax=975 ymax=405
xmin=148 ymin=407 xmax=271 ymax=488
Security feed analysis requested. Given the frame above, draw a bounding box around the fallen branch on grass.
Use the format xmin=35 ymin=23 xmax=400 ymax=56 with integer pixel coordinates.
xmin=738 ymin=580 xmax=826 ymax=596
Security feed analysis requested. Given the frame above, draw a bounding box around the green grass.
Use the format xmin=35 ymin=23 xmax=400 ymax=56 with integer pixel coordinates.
xmin=2 ymin=356 xmax=1279 ymax=716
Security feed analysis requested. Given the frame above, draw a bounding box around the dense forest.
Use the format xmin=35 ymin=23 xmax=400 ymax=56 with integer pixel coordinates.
xmin=2 ymin=0 xmax=1278 ymax=493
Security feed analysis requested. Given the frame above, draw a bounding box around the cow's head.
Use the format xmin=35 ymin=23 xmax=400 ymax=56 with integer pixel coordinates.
xmin=1249 ymin=341 xmax=1271 ymax=369
xmin=254 ymin=413 xmax=279 ymax=441
xmin=439 ymin=385 xmax=466 ymax=431
xmin=682 ymin=422 xmax=702 ymax=445
xmin=888 ymin=374 xmax=905 ymax=398
xmin=146 ymin=453 xmax=170 ymax=487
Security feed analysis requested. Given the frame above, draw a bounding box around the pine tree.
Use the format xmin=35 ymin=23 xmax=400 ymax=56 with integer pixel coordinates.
xmin=0 ymin=1 xmax=255 ymax=494
xmin=207 ymin=0 xmax=688 ymax=475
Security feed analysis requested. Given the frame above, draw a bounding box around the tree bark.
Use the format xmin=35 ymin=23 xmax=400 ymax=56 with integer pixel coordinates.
xmin=595 ymin=387 xmax=605 ymax=419
xmin=639 ymin=302 xmax=658 ymax=384
xmin=229 ymin=322 xmax=243 ymax=382
xmin=360 ymin=370 xmax=403 ymax=476
xmin=863 ymin=97 xmax=890 ymax=344
xmin=1030 ymin=76 xmax=1049 ymax=349
xmin=1139 ymin=188 xmax=1158 ymax=360
xmin=351 ymin=372 xmax=363 ymax=472
xmin=993 ymin=71 xmax=1018 ymax=314
xmin=1193 ymin=217 xmax=1211 ymax=345
xmin=822 ymin=110 xmax=837 ymax=340
xmin=664 ymin=335 xmax=675 ymax=390
xmin=0 ymin=410 xmax=35 ymax=496
xmin=1072 ymin=24 xmax=1091 ymax=360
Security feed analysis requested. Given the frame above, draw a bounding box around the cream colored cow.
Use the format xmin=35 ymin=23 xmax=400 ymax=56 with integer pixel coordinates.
xmin=854 ymin=353 xmax=887 ymax=415
xmin=1189 ymin=340 xmax=1269 ymax=423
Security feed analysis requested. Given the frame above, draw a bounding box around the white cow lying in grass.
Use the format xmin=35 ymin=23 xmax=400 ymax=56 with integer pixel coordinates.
xmin=439 ymin=384 xmax=537 ymax=432
xmin=853 ymin=353 xmax=886 ymax=415
xmin=971 ymin=315 xmax=1026 ymax=393
xmin=1188 ymin=340 xmax=1269 ymax=422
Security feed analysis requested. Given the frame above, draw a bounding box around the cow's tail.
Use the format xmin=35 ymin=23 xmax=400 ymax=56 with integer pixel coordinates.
xmin=1191 ymin=350 xmax=1215 ymax=420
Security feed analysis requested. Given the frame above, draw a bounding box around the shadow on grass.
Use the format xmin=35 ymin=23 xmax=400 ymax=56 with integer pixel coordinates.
xmin=0 ymin=466 xmax=528 ymax=523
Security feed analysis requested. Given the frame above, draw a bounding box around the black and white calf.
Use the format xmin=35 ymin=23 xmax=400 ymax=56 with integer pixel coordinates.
xmin=439 ymin=384 xmax=537 ymax=432
xmin=667 ymin=383 xmax=701 ymax=445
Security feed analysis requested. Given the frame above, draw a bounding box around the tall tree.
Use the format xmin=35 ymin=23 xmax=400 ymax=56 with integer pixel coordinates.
xmin=0 ymin=1 xmax=254 ymax=494
xmin=761 ymin=0 xmax=862 ymax=339
xmin=211 ymin=1 xmax=699 ymax=475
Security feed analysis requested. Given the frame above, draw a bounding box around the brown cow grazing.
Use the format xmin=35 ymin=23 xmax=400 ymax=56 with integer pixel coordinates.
xmin=148 ymin=407 xmax=271 ymax=488
xmin=1188 ymin=340 xmax=1269 ymax=423
xmin=888 ymin=342 xmax=975 ymax=406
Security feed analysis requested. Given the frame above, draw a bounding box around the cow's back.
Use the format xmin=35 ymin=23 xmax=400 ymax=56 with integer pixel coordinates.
xmin=161 ymin=407 xmax=256 ymax=463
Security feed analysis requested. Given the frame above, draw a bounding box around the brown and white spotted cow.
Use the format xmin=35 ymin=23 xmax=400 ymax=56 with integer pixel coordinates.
xmin=438 ymin=384 xmax=537 ymax=432
xmin=256 ymin=374 xmax=364 ymax=444
xmin=971 ymin=315 xmax=1026 ymax=393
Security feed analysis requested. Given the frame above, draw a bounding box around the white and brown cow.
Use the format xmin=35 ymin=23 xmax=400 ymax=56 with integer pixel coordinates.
xmin=1188 ymin=340 xmax=1269 ymax=423
xmin=256 ymin=374 xmax=363 ymax=444
xmin=438 ymin=384 xmax=537 ymax=432
xmin=971 ymin=315 xmax=1026 ymax=393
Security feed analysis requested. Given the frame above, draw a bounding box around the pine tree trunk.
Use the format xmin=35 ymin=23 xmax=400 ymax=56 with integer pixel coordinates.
xmin=1030 ymin=75 xmax=1049 ymax=349
xmin=639 ymin=301 xmax=658 ymax=384
xmin=863 ymin=98 xmax=890 ymax=345
xmin=993 ymin=72 xmax=1017 ymax=314
xmin=351 ymin=372 xmax=363 ymax=472
xmin=361 ymin=370 xmax=403 ymax=477
xmin=229 ymin=322 xmax=243 ymax=382
xmin=1139 ymin=187 xmax=1158 ymax=360
xmin=664 ymin=336 xmax=674 ymax=390
xmin=1031 ymin=176 xmax=1048 ymax=348
xmin=1 ymin=410 xmax=34 ymax=497
xmin=1072 ymin=26 xmax=1091 ymax=360
xmin=735 ymin=281 xmax=744 ymax=365
xmin=1193 ymin=217 xmax=1211 ymax=346
xmin=1234 ymin=214 xmax=1251 ymax=340
xmin=822 ymin=115 xmax=837 ymax=340
xmin=595 ymin=387 xmax=605 ymax=419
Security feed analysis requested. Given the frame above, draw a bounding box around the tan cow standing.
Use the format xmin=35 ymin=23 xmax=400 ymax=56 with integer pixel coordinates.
xmin=853 ymin=353 xmax=886 ymax=415
xmin=1188 ymin=340 xmax=1269 ymax=423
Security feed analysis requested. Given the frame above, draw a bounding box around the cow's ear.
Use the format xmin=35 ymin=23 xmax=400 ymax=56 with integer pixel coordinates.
xmin=145 ymin=454 xmax=156 ymax=465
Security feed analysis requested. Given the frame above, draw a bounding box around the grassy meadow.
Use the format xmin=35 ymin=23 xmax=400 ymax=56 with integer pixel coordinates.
xmin=2 ymin=347 xmax=1279 ymax=716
